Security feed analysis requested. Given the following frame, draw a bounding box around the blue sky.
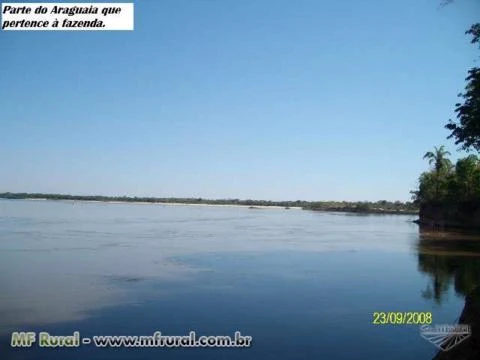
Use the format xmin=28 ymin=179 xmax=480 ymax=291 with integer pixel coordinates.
xmin=1 ymin=0 xmax=479 ymax=201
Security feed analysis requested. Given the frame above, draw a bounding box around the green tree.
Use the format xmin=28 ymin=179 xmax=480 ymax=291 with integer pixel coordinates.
xmin=445 ymin=23 xmax=480 ymax=151
xmin=423 ymin=146 xmax=453 ymax=198
xmin=412 ymin=171 xmax=437 ymax=203
xmin=423 ymin=146 xmax=452 ymax=173
xmin=455 ymin=154 xmax=480 ymax=199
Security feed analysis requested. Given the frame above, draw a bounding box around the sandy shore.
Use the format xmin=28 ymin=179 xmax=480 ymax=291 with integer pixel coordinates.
xmin=99 ymin=201 xmax=302 ymax=210
xmin=155 ymin=202 xmax=302 ymax=210
xmin=17 ymin=198 xmax=302 ymax=210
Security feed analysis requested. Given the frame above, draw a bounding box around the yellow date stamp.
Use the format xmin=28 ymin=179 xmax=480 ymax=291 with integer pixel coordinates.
xmin=372 ymin=312 xmax=432 ymax=325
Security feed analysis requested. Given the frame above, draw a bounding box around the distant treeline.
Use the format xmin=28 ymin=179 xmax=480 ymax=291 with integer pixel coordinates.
xmin=304 ymin=200 xmax=418 ymax=214
xmin=0 ymin=192 xmax=418 ymax=214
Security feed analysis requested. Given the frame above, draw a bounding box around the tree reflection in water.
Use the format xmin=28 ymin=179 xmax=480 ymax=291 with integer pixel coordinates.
xmin=416 ymin=228 xmax=480 ymax=359
xmin=417 ymin=227 xmax=480 ymax=304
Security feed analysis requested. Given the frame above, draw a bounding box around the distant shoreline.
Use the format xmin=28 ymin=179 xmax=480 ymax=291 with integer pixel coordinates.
xmin=0 ymin=192 xmax=419 ymax=215
xmin=6 ymin=198 xmax=418 ymax=215
xmin=4 ymin=197 xmax=301 ymax=210
xmin=56 ymin=199 xmax=303 ymax=210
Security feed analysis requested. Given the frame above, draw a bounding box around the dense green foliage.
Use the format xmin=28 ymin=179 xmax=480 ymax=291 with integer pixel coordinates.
xmin=422 ymin=146 xmax=452 ymax=199
xmin=445 ymin=23 xmax=480 ymax=151
xmin=412 ymin=149 xmax=480 ymax=205
xmin=412 ymin=23 xmax=480 ymax=227
xmin=0 ymin=192 xmax=417 ymax=214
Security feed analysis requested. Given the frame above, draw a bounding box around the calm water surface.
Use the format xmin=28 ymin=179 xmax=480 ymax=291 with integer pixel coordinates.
xmin=1 ymin=199 xmax=479 ymax=359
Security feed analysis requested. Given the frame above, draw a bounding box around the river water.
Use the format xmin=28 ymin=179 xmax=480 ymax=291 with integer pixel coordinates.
xmin=1 ymin=199 xmax=479 ymax=359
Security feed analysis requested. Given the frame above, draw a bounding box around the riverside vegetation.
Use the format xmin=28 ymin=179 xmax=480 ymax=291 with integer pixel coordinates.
xmin=412 ymin=23 xmax=480 ymax=229
xmin=0 ymin=192 xmax=418 ymax=215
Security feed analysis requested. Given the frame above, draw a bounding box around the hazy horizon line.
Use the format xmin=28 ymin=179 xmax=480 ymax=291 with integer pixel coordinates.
xmin=0 ymin=191 xmax=414 ymax=204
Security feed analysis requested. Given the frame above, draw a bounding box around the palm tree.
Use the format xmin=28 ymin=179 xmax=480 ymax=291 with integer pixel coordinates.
xmin=423 ymin=146 xmax=452 ymax=173
xmin=423 ymin=146 xmax=452 ymax=198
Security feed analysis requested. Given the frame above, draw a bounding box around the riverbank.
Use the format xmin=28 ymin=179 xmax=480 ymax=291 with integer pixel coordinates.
xmin=0 ymin=192 xmax=418 ymax=215
xmin=304 ymin=206 xmax=418 ymax=215
xmin=416 ymin=201 xmax=480 ymax=230
xmin=4 ymin=198 xmax=302 ymax=210
xmin=433 ymin=286 xmax=480 ymax=360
